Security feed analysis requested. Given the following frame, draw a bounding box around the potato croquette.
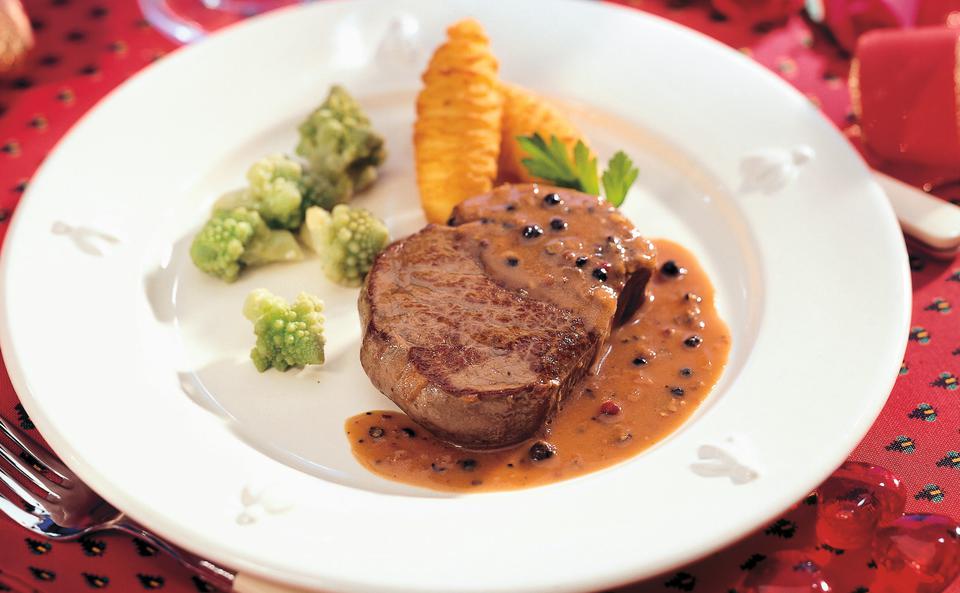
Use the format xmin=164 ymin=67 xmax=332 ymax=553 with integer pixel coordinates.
xmin=414 ymin=19 xmax=503 ymax=223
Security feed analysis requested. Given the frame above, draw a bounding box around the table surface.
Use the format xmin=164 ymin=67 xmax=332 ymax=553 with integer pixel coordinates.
xmin=1 ymin=1 xmax=959 ymax=592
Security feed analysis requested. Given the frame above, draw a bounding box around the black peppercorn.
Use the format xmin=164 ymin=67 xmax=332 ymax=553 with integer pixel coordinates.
xmin=593 ymin=267 xmax=608 ymax=282
xmin=632 ymin=356 xmax=648 ymax=366
xmin=670 ymin=386 xmax=685 ymax=397
xmin=522 ymin=225 xmax=543 ymax=239
xmin=431 ymin=462 xmax=446 ymax=473
xmin=528 ymin=440 xmax=557 ymax=462
xmin=680 ymin=367 xmax=693 ymax=377
xmin=401 ymin=427 xmax=416 ymax=437
xmin=368 ymin=426 xmax=385 ymax=438
xmin=544 ymin=193 xmax=562 ymax=205
xmin=660 ymin=260 xmax=686 ymax=278
xmin=684 ymin=335 xmax=703 ymax=348
xmin=550 ymin=218 xmax=568 ymax=231
xmin=576 ymin=256 xmax=588 ymax=268
xmin=506 ymin=256 xmax=519 ymax=267
xmin=506 ymin=204 xmax=517 ymax=211
xmin=459 ymin=459 xmax=478 ymax=471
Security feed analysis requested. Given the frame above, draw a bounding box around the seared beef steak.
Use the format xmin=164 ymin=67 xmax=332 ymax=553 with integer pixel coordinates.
xmin=359 ymin=185 xmax=655 ymax=449
xmin=359 ymin=227 xmax=596 ymax=448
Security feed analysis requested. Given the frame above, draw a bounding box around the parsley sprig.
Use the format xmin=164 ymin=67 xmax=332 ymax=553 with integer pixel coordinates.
xmin=516 ymin=133 xmax=639 ymax=207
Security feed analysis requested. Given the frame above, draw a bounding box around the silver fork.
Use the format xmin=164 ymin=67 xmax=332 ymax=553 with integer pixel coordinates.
xmin=0 ymin=415 xmax=236 ymax=591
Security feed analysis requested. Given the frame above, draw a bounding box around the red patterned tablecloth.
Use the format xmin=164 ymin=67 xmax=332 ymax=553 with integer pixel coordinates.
xmin=1 ymin=1 xmax=959 ymax=592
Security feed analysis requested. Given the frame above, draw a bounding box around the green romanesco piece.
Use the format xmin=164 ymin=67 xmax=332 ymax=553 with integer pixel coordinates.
xmin=296 ymin=85 xmax=386 ymax=206
xmin=239 ymin=226 xmax=303 ymax=267
xmin=189 ymin=207 xmax=303 ymax=283
xmin=245 ymin=154 xmax=305 ymax=229
xmin=243 ymin=289 xmax=325 ymax=372
xmin=189 ymin=207 xmax=261 ymax=282
xmin=300 ymin=204 xmax=389 ymax=287
xmin=214 ymin=155 xmax=306 ymax=229
xmin=301 ymin=169 xmax=354 ymax=211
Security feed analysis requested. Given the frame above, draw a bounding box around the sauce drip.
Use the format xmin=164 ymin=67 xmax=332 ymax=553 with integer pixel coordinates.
xmin=346 ymin=240 xmax=730 ymax=492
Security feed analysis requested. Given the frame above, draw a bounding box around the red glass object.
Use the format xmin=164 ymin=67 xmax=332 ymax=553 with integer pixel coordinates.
xmin=816 ymin=461 xmax=905 ymax=550
xmin=138 ymin=0 xmax=297 ymax=44
xmin=872 ymin=514 xmax=960 ymax=593
xmin=738 ymin=550 xmax=832 ymax=593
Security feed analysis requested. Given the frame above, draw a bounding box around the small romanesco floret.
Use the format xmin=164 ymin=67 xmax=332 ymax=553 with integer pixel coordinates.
xmin=243 ymin=289 xmax=325 ymax=372
xmin=190 ymin=207 xmax=303 ymax=282
xmin=214 ymin=154 xmax=306 ymax=229
xmin=301 ymin=169 xmax=354 ymax=211
xmin=300 ymin=205 xmax=390 ymax=287
xmin=296 ymin=85 xmax=387 ymax=207
xmin=245 ymin=154 xmax=305 ymax=229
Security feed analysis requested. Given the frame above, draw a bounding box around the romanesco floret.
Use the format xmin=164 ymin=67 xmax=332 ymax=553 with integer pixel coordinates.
xmin=243 ymin=289 xmax=325 ymax=372
xmin=245 ymin=154 xmax=305 ymax=229
xmin=296 ymin=85 xmax=386 ymax=207
xmin=214 ymin=155 xmax=305 ymax=229
xmin=190 ymin=207 xmax=303 ymax=282
xmin=300 ymin=205 xmax=390 ymax=287
xmin=301 ymin=169 xmax=354 ymax=211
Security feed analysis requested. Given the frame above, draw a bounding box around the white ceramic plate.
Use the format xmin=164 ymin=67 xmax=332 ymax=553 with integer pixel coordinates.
xmin=0 ymin=1 xmax=910 ymax=591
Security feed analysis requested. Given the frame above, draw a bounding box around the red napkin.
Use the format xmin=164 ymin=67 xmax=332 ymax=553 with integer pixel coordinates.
xmin=851 ymin=26 xmax=960 ymax=174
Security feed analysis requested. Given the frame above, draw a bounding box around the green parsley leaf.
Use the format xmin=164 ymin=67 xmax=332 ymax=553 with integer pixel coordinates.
xmin=572 ymin=140 xmax=599 ymax=196
xmin=601 ymin=151 xmax=639 ymax=207
xmin=517 ymin=133 xmax=639 ymax=207
xmin=517 ymin=134 xmax=578 ymax=188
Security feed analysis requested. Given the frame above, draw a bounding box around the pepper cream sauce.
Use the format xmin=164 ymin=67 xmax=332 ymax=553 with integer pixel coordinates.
xmin=347 ymin=239 xmax=729 ymax=492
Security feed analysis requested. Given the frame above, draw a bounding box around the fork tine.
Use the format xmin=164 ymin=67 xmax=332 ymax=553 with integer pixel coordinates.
xmin=0 ymin=436 xmax=60 ymax=500
xmin=0 ymin=455 xmax=52 ymax=518
xmin=0 ymin=417 xmax=72 ymax=482
xmin=0 ymin=477 xmax=85 ymax=540
xmin=0 ymin=488 xmax=45 ymax=532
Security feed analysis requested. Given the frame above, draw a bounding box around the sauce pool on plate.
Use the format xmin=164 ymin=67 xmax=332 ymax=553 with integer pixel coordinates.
xmin=346 ymin=239 xmax=730 ymax=492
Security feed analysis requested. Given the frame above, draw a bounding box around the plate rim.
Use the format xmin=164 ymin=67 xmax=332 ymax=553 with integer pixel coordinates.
xmin=0 ymin=1 xmax=911 ymax=591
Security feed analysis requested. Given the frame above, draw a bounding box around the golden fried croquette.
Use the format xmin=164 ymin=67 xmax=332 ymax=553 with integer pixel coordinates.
xmin=414 ymin=19 xmax=503 ymax=223
xmin=498 ymin=83 xmax=589 ymax=183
